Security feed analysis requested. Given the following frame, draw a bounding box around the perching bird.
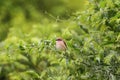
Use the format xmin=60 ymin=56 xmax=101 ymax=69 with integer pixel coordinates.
xmin=56 ymin=38 xmax=69 ymax=65
xmin=55 ymin=38 xmax=67 ymax=51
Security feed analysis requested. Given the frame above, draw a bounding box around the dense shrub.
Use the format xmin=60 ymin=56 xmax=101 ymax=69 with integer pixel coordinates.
xmin=0 ymin=0 xmax=120 ymax=80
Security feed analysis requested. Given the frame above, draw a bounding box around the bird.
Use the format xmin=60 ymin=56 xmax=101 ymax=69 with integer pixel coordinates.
xmin=56 ymin=38 xmax=69 ymax=65
xmin=55 ymin=38 xmax=67 ymax=51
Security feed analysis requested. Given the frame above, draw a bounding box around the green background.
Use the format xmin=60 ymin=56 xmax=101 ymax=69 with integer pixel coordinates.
xmin=0 ymin=0 xmax=120 ymax=80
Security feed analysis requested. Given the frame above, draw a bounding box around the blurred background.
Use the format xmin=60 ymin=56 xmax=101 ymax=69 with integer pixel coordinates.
xmin=0 ymin=1 xmax=89 ymax=79
xmin=0 ymin=0 xmax=120 ymax=80
xmin=0 ymin=0 xmax=88 ymax=42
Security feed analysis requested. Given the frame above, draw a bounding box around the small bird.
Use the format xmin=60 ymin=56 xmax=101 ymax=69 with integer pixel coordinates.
xmin=56 ymin=38 xmax=67 ymax=51
xmin=56 ymin=38 xmax=69 ymax=65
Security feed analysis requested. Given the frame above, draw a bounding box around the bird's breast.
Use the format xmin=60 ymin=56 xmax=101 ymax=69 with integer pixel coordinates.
xmin=56 ymin=41 xmax=66 ymax=51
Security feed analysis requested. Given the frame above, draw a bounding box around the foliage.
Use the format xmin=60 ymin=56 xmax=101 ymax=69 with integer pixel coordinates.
xmin=0 ymin=0 xmax=120 ymax=80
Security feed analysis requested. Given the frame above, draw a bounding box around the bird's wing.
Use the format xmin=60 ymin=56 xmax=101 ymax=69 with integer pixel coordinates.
xmin=63 ymin=40 xmax=67 ymax=49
